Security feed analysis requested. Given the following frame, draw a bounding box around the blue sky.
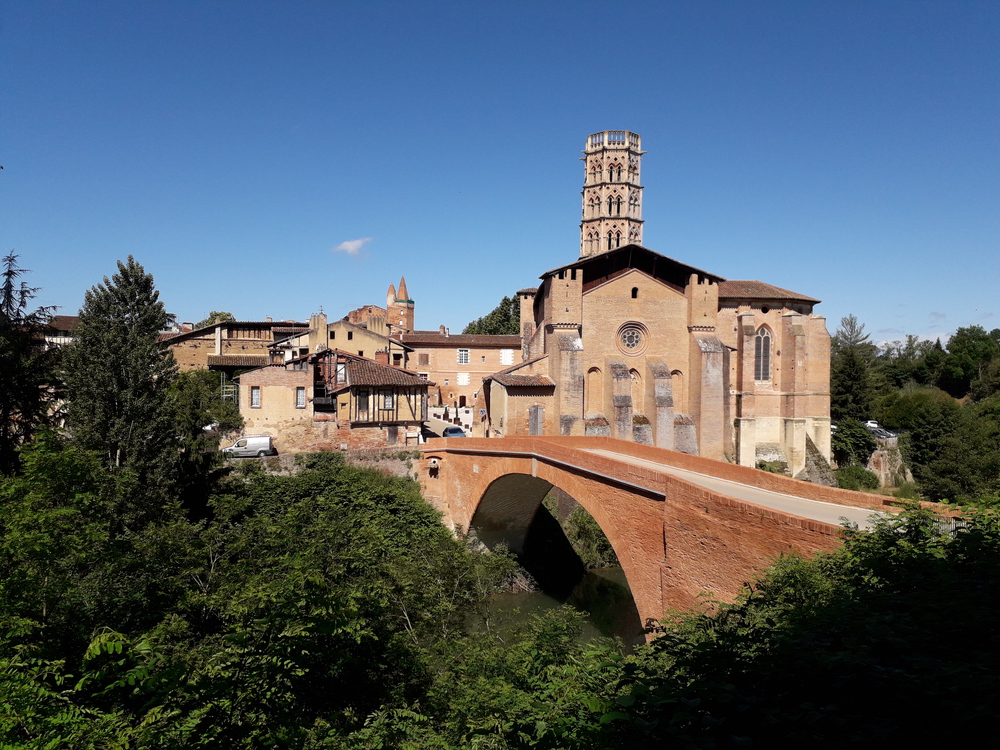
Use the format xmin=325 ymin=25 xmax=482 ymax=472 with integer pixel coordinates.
xmin=3 ymin=1 xmax=997 ymax=344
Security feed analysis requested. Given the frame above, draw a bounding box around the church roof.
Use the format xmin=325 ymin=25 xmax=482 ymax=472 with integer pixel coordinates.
xmin=718 ymin=280 xmax=820 ymax=304
xmin=541 ymin=244 xmax=725 ymax=287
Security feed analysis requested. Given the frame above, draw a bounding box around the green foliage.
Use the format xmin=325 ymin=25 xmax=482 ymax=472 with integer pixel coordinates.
xmin=0 ymin=254 xmax=56 ymax=475
xmin=596 ymin=507 xmax=1000 ymax=747
xmin=830 ymin=418 xmax=876 ymax=466
xmin=463 ymin=296 xmax=520 ymax=336
xmin=561 ymin=506 xmax=619 ymax=569
xmin=834 ymin=464 xmax=880 ymax=491
xmin=830 ymin=346 xmax=875 ymax=421
xmin=193 ymin=311 xmax=236 ymax=330
xmin=755 ymin=460 xmax=789 ymax=475
xmin=168 ymin=370 xmax=243 ymax=508
xmin=62 ymin=257 xmax=178 ymax=497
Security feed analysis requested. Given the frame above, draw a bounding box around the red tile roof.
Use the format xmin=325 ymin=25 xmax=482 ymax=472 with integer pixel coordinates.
xmin=346 ymin=358 xmax=434 ymax=387
xmin=484 ymin=355 xmax=554 ymax=387
xmin=400 ymin=333 xmax=522 ymax=347
xmin=48 ymin=315 xmax=79 ymax=332
xmin=718 ymin=280 xmax=820 ymax=304
xmin=207 ymin=354 xmax=270 ymax=367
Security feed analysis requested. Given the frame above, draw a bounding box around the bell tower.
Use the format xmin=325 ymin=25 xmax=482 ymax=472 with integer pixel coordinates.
xmin=579 ymin=131 xmax=645 ymax=257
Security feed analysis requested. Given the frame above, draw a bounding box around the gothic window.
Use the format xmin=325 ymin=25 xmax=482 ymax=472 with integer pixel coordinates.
xmin=615 ymin=231 xmax=622 ymax=248
xmin=607 ymin=197 xmax=614 ymax=214
xmin=616 ymin=165 xmax=622 ymax=181
xmin=615 ymin=196 xmax=622 ymax=215
xmin=607 ymin=232 xmax=614 ymax=251
xmin=754 ymin=328 xmax=772 ymax=381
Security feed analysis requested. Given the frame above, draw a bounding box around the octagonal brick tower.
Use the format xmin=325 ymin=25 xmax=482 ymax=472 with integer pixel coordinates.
xmin=579 ymin=130 xmax=645 ymax=258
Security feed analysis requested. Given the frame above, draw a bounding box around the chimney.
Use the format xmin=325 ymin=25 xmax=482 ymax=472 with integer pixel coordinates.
xmin=375 ymin=349 xmax=389 ymax=365
xmin=439 ymin=324 xmax=446 ymax=335
xmin=265 ymin=317 xmax=273 ymax=322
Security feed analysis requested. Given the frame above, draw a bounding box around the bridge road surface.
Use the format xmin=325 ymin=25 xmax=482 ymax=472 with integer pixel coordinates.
xmin=583 ymin=449 xmax=886 ymax=530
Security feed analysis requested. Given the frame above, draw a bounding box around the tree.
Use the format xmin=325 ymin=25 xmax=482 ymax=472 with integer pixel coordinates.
xmin=463 ymin=295 xmax=520 ymax=336
xmin=194 ymin=310 xmax=235 ymax=329
xmin=830 ymin=418 xmax=876 ymax=467
xmin=168 ymin=369 xmax=242 ymax=510
xmin=62 ymin=257 xmax=178 ymax=499
xmin=0 ymin=253 xmax=56 ymax=475
xmin=830 ymin=315 xmax=876 ymax=422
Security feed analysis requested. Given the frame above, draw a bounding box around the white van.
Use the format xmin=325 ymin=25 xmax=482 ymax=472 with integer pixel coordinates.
xmin=221 ymin=435 xmax=276 ymax=458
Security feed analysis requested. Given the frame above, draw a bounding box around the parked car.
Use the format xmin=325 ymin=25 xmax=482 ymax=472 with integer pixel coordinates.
xmin=442 ymin=426 xmax=466 ymax=438
xmin=221 ymin=435 xmax=276 ymax=457
xmin=865 ymin=420 xmax=880 ymax=429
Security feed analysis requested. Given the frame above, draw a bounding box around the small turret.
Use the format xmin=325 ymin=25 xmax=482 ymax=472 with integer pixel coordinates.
xmin=386 ymin=283 xmax=396 ymax=310
xmin=397 ymin=276 xmax=410 ymax=301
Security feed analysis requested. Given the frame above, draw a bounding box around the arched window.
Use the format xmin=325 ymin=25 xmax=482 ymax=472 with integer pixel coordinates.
xmin=615 ymin=231 xmax=622 ymax=248
xmin=586 ymin=367 xmax=602 ymax=416
xmin=630 ymin=368 xmax=643 ymax=414
xmin=754 ymin=328 xmax=771 ymax=381
xmin=631 ymin=287 xmax=638 ymax=299
xmin=616 ymin=165 xmax=622 ymax=181
xmin=607 ymin=232 xmax=614 ymax=250
xmin=607 ymin=196 xmax=614 ymax=214
xmin=614 ymin=196 xmax=622 ymax=215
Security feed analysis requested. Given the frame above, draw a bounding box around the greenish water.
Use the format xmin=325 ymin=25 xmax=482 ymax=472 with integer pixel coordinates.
xmin=489 ymin=566 xmax=645 ymax=647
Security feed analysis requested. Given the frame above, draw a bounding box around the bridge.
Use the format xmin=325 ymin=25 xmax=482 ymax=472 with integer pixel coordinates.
xmin=418 ymin=436 xmax=896 ymax=628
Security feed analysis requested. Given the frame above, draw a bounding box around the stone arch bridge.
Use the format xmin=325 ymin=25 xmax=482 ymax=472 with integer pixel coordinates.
xmin=419 ymin=436 xmax=893 ymax=627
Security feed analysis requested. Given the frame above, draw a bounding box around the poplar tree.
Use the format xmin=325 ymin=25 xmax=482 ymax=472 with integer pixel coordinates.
xmin=0 ymin=253 xmax=55 ymax=474
xmin=63 ymin=257 xmax=178 ymax=495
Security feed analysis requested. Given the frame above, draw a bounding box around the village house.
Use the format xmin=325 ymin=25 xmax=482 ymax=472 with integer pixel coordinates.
xmin=269 ymin=312 xmax=412 ymax=369
xmin=477 ymin=131 xmax=831 ymax=479
xmin=236 ymin=348 xmax=431 ymax=453
xmin=165 ymin=319 xmax=309 ymax=375
xmin=398 ymin=327 xmax=522 ymax=408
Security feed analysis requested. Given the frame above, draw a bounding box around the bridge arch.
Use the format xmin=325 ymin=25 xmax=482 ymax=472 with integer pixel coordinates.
xmin=430 ymin=450 xmax=667 ymax=626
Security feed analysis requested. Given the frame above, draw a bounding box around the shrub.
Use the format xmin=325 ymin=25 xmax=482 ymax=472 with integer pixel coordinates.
xmin=836 ymin=465 xmax=880 ymax=491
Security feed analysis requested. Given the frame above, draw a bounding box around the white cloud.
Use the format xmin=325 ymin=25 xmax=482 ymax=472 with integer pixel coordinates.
xmin=332 ymin=237 xmax=372 ymax=256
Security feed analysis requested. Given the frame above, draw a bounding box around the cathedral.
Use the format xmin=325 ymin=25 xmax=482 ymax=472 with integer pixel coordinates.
xmin=478 ymin=131 xmax=832 ymax=478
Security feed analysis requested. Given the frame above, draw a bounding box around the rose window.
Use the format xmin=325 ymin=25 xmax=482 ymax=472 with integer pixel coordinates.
xmin=616 ymin=322 xmax=648 ymax=355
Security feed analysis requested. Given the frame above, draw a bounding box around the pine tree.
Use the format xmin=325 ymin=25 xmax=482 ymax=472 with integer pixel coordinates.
xmin=62 ymin=257 xmax=178 ymax=494
xmin=0 ymin=254 xmax=56 ymax=474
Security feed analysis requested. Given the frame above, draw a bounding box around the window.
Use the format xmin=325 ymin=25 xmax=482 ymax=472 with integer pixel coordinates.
xmin=336 ymin=363 xmax=346 ymax=382
xmin=457 ymin=372 xmax=470 ymax=386
xmin=250 ymin=386 xmax=261 ymax=408
xmin=444 ymin=378 xmax=449 ymax=386
xmin=481 ymin=355 xmax=486 ymax=363
xmin=418 ymin=353 xmax=429 ymax=365
xmin=501 ymin=348 xmax=514 ymax=365
xmin=755 ymin=328 xmax=771 ymax=381
xmin=616 ymin=322 xmax=648 ymax=356
xmin=458 ymin=348 xmax=470 ymax=365
xmin=382 ymin=391 xmax=394 ymax=410
xmin=295 ymin=387 xmax=306 ymax=409
xmin=631 ymin=287 xmax=638 ymax=299
xmin=357 ymin=390 xmax=369 ymax=413
xmin=347 ymin=331 xmax=353 ymax=341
